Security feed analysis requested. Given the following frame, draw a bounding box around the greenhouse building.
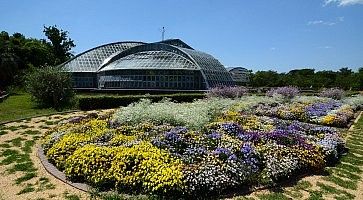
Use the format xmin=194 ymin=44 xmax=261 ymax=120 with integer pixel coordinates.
xmin=61 ymin=39 xmax=235 ymax=91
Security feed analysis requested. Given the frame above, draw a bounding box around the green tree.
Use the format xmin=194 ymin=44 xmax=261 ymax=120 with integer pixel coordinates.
xmin=335 ymin=67 xmax=354 ymax=90
xmin=0 ymin=52 xmax=19 ymax=88
xmin=25 ymin=66 xmax=74 ymax=109
xmin=24 ymin=39 xmax=55 ymax=67
xmin=251 ymin=70 xmax=284 ymax=87
xmin=313 ymin=70 xmax=336 ymax=88
xmin=0 ymin=26 xmax=76 ymax=89
xmin=43 ymin=25 xmax=75 ymax=64
xmin=285 ymin=69 xmax=315 ymax=89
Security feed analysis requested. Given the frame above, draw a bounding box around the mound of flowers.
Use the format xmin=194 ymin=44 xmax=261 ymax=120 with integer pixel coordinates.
xmin=251 ymin=95 xmax=362 ymax=127
xmin=41 ymin=96 xmax=353 ymax=197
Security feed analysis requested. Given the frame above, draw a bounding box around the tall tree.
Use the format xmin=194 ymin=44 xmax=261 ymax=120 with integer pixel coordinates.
xmin=335 ymin=67 xmax=354 ymax=90
xmin=251 ymin=70 xmax=284 ymax=87
xmin=43 ymin=25 xmax=75 ymax=64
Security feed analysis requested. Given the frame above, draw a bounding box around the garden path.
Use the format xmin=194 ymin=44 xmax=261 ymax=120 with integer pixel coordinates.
xmin=0 ymin=109 xmax=114 ymax=200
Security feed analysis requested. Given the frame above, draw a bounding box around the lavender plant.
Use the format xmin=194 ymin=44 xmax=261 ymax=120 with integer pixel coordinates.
xmin=319 ymin=88 xmax=345 ymax=100
xmin=207 ymin=86 xmax=248 ymax=98
xmin=266 ymin=86 xmax=299 ymax=99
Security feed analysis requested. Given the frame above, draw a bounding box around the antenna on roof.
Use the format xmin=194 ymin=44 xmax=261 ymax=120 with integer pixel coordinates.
xmin=161 ymin=27 xmax=165 ymax=41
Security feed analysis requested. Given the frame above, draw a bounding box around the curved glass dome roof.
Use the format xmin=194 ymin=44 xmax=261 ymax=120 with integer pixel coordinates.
xmin=99 ymin=50 xmax=198 ymax=71
xmin=61 ymin=39 xmax=235 ymax=90
xmin=63 ymin=41 xmax=144 ymax=72
xmin=176 ymin=47 xmax=234 ymax=88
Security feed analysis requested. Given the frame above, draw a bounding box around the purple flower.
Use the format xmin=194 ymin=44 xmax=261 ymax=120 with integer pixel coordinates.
xmin=241 ymin=143 xmax=253 ymax=157
xmin=207 ymin=131 xmax=222 ymax=140
xmin=266 ymin=86 xmax=299 ymax=99
xmin=228 ymin=154 xmax=238 ymax=161
xmin=213 ymin=147 xmax=232 ymax=160
xmin=220 ymin=122 xmax=244 ymax=136
xmin=207 ymin=86 xmax=249 ymax=98
xmin=237 ymin=131 xmax=261 ymax=142
xmin=319 ymin=88 xmax=345 ymax=100
xmin=165 ymin=131 xmax=181 ymax=143
xmin=305 ymin=101 xmax=342 ymax=117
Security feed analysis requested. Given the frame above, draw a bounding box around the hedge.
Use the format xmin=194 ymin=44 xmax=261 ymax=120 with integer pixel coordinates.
xmin=78 ymin=93 xmax=206 ymax=110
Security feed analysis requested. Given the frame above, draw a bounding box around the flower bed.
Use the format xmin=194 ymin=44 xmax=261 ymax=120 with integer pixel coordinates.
xmin=41 ymin=95 xmax=360 ymax=197
xmin=251 ymin=95 xmax=362 ymax=127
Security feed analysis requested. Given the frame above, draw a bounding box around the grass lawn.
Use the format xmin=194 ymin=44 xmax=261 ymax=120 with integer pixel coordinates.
xmin=0 ymin=92 xmax=74 ymax=123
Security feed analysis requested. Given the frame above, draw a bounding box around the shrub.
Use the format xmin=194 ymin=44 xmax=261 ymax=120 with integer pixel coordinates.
xmin=266 ymin=86 xmax=299 ymax=99
xmin=343 ymin=95 xmax=363 ymax=110
xmin=113 ymin=98 xmax=236 ymax=130
xmin=25 ymin=66 xmax=74 ymax=108
xmin=319 ymin=88 xmax=345 ymax=100
xmin=206 ymin=86 xmax=248 ymax=98
xmin=78 ymin=93 xmax=205 ymax=110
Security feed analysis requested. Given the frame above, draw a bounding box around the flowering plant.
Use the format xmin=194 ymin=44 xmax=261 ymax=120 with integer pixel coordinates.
xmin=266 ymin=86 xmax=299 ymax=99
xmin=319 ymin=88 xmax=345 ymax=100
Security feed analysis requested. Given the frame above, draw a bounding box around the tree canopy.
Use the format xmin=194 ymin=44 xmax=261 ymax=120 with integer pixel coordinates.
xmin=43 ymin=25 xmax=75 ymax=64
xmin=0 ymin=26 xmax=75 ymax=89
xmin=250 ymin=68 xmax=363 ymax=90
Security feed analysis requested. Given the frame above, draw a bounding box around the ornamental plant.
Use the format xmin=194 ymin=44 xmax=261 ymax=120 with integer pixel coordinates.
xmin=25 ymin=66 xmax=74 ymax=109
xmin=206 ymin=86 xmax=248 ymax=98
xmin=266 ymin=86 xmax=299 ymax=99
xmin=42 ymin=95 xmax=357 ymax=198
xmin=319 ymin=88 xmax=345 ymax=100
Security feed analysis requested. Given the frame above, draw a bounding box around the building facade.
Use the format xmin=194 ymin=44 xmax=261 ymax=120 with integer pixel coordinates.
xmin=226 ymin=67 xmax=251 ymax=85
xmin=61 ymin=39 xmax=235 ymax=91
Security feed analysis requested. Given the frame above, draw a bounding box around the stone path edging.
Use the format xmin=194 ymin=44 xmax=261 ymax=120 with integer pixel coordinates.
xmin=37 ymin=146 xmax=90 ymax=192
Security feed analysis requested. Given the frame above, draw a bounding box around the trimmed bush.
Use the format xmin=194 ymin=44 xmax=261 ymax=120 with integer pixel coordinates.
xmin=78 ymin=93 xmax=206 ymax=110
xmin=25 ymin=66 xmax=74 ymax=108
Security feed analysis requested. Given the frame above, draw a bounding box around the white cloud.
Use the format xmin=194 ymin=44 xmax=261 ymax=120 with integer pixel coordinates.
xmin=307 ymin=20 xmax=336 ymax=26
xmin=270 ymin=47 xmax=276 ymax=51
xmin=318 ymin=46 xmax=333 ymax=49
xmin=324 ymin=0 xmax=363 ymax=6
xmin=338 ymin=16 xmax=344 ymax=22
xmin=307 ymin=17 xmax=344 ymax=26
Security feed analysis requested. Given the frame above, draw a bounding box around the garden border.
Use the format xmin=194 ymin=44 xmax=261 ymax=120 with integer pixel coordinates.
xmin=37 ymin=146 xmax=90 ymax=192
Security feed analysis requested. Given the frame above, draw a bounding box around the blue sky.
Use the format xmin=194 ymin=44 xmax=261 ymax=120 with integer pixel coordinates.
xmin=1 ymin=0 xmax=363 ymax=72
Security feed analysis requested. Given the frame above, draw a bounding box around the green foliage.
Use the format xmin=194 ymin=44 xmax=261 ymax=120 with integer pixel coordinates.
xmin=257 ymin=192 xmax=290 ymax=200
xmin=0 ymin=31 xmax=53 ymax=88
xmin=251 ymin=70 xmax=283 ymax=87
xmin=25 ymin=66 xmax=74 ymax=108
xmin=113 ymin=98 xmax=235 ymax=130
xmin=17 ymin=183 xmax=35 ymax=195
xmin=0 ymin=92 xmax=65 ymax=123
xmin=0 ymin=25 xmax=75 ymax=89
xmin=64 ymin=194 xmax=81 ymax=200
xmin=250 ymin=68 xmax=363 ymax=90
xmin=15 ymin=172 xmax=37 ymax=185
xmin=78 ymin=93 xmax=205 ymax=110
xmin=43 ymin=25 xmax=75 ymax=64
